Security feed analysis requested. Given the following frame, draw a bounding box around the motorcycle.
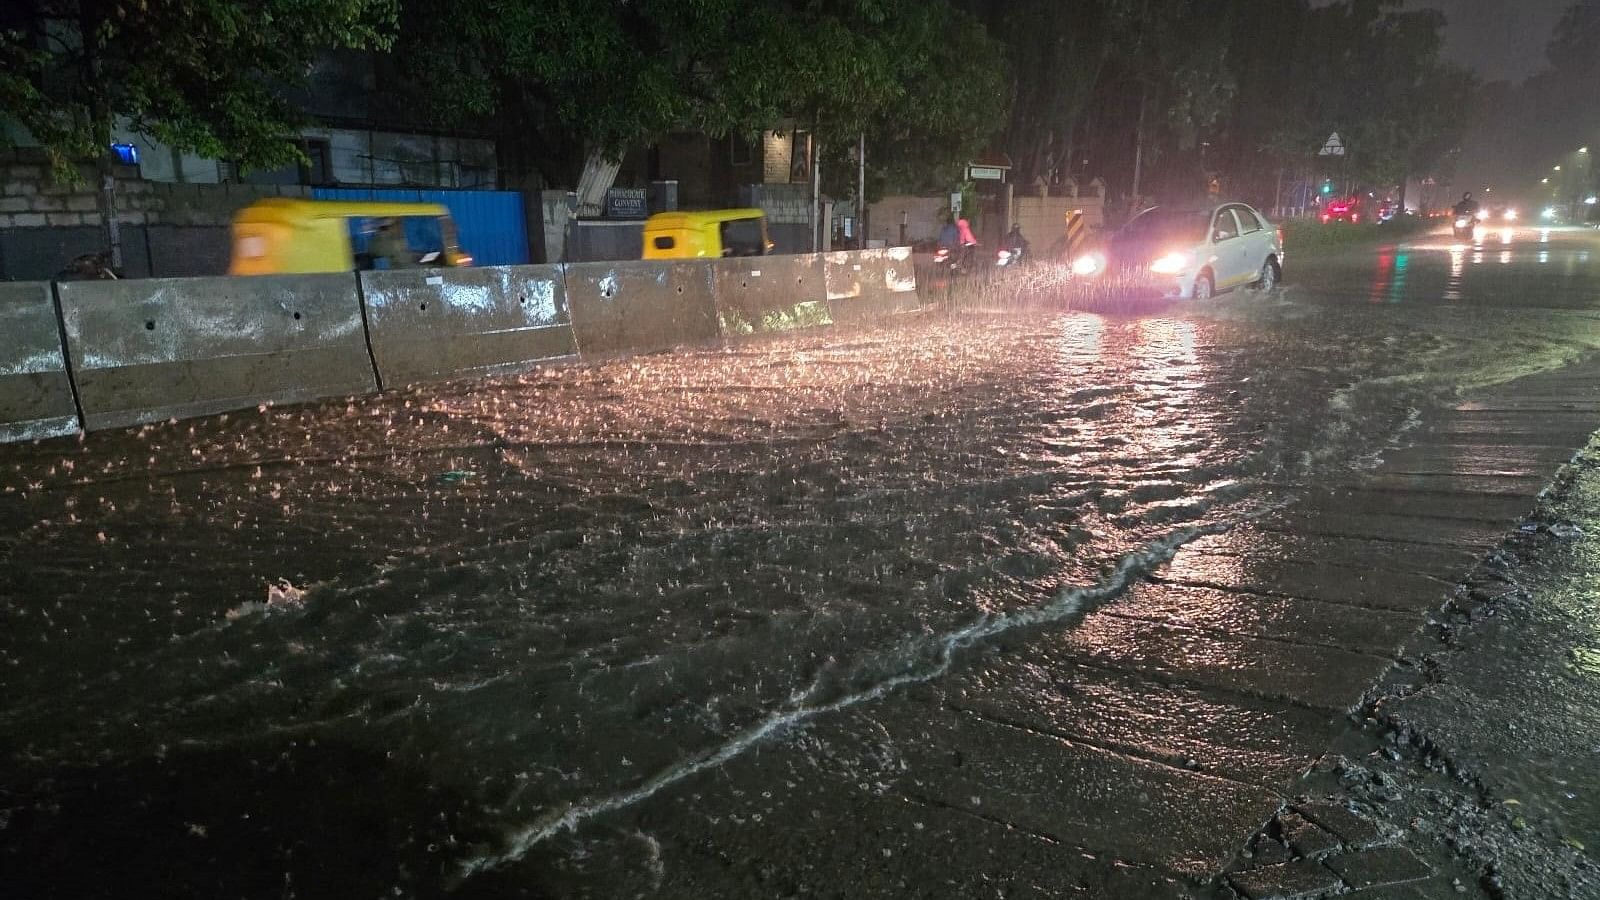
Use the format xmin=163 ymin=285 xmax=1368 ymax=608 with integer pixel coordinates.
xmin=933 ymin=243 xmax=980 ymax=274
xmin=995 ymin=245 xmax=1027 ymax=269
xmin=1451 ymin=213 xmax=1476 ymax=240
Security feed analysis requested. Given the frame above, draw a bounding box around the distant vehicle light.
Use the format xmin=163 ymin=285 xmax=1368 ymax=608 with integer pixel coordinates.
xmin=1071 ymin=253 xmax=1104 ymax=277
xmin=1474 ymin=209 xmax=1489 ymax=221
xmin=1587 ymin=197 xmax=1599 ymax=206
xmin=1503 ymin=209 xmax=1518 ymax=221
xmin=1149 ymin=251 xmax=1193 ymax=275
xmin=1543 ymin=207 xmax=1558 ymax=221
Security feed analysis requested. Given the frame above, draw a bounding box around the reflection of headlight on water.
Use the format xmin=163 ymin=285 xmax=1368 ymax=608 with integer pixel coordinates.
xmin=1071 ymin=253 xmax=1104 ymax=277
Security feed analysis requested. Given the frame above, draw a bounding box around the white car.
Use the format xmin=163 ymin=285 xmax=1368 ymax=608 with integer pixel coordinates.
xmin=1087 ymin=203 xmax=1285 ymax=299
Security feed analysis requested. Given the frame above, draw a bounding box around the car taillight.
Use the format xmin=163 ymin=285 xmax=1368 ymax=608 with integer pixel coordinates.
xmin=1276 ymin=228 xmax=1284 ymax=249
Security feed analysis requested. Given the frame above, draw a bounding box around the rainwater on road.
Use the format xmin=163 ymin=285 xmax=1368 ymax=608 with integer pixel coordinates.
xmin=5 ymin=225 xmax=1600 ymax=897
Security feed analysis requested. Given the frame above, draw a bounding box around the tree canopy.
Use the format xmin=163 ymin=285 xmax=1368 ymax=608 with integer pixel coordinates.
xmin=0 ymin=0 xmax=397 ymax=177
xmin=390 ymin=0 xmax=1007 ymax=192
xmin=1 ymin=0 xmax=1469 ymax=210
xmin=967 ymin=0 xmax=1472 ymax=208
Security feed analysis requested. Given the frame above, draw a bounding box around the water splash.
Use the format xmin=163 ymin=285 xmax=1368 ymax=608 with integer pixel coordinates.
xmin=456 ymin=519 xmax=1231 ymax=880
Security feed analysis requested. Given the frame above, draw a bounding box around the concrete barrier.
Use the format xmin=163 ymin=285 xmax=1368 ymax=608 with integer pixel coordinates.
xmin=57 ymin=274 xmax=377 ymax=431
xmin=824 ymin=248 xmax=921 ymax=322
xmin=0 ymin=282 xmax=80 ymax=442
xmin=710 ymin=254 xmax=832 ymax=335
xmin=359 ymin=266 xmax=577 ymax=388
xmin=565 ymin=260 xmax=720 ymax=355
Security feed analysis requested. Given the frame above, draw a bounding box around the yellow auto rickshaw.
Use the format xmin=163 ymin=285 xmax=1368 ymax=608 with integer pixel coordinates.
xmin=228 ymin=199 xmax=474 ymax=275
xmin=642 ymin=208 xmax=774 ymax=259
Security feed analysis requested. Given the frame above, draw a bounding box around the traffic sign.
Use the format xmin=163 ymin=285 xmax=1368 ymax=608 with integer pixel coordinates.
xmin=1319 ymin=133 xmax=1346 ymax=157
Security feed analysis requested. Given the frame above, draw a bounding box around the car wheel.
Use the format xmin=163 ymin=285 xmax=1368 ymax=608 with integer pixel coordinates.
xmin=1255 ymin=258 xmax=1279 ymax=292
xmin=1192 ymin=272 xmax=1214 ymax=301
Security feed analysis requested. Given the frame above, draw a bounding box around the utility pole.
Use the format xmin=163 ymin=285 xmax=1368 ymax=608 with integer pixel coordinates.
xmin=1131 ymin=87 xmax=1147 ymax=209
xmin=811 ymin=134 xmax=822 ymax=253
xmin=857 ymin=133 xmax=866 ymax=250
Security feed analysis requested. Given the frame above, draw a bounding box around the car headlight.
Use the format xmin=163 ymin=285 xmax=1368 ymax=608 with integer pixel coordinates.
xmin=1504 ymin=209 xmax=1518 ymax=221
xmin=1149 ymin=251 xmax=1193 ymax=275
xmin=1071 ymin=253 xmax=1104 ymax=277
xmin=1474 ymin=210 xmax=1489 ymax=221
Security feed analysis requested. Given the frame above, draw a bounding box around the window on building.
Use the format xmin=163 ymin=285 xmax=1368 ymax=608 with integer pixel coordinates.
xmin=302 ymin=139 xmax=332 ymax=185
xmin=241 ymin=138 xmax=332 ymax=186
xmin=730 ymin=135 xmax=754 ymax=167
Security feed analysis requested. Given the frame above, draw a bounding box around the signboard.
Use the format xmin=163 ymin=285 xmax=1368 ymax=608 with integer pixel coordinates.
xmin=950 ymin=192 xmax=963 ymax=217
xmin=605 ymin=187 xmax=648 ymax=219
xmin=968 ymin=165 xmax=1006 ymax=181
xmin=1318 ymin=132 xmax=1346 ymax=157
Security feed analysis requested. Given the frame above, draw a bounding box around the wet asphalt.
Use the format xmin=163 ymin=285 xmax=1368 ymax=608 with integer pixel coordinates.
xmin=4 ymin=225 xmax=1600 ymax=898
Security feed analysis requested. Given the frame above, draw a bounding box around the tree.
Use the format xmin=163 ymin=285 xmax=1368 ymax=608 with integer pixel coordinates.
xmin=0 ymin=0 xmax=397 ymax=264
xmin=395 ymin=0 xmax=1006 ymax=211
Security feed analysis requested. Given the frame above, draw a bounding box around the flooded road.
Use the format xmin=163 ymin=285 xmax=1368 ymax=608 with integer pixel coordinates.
xmin=6 ymin=225 xmax=1600 ymax=897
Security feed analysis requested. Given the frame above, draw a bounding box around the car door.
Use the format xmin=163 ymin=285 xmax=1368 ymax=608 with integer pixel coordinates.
xmin=1232 ymin=205 xmax=1271 ymax=281
xmin=1209 ymin=207 xmax=1247 ymax=288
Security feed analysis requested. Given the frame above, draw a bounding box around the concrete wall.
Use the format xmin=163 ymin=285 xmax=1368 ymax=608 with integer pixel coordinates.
xmin=0 ymin=148 xmax=534 ymax=280
xmin=565 ymin=260 xmax=722 ymax=355
xmin=0 ymin=282 xmax=79 ymax=442
xmin=824 ymin=247 xmax=920 ymax=322
xmin=0 ymin=149 xmax=319 ymax=281
xmin=742 ymin=183 xmax=816 ymax=255
xmin=568 ymin=221 xmax=645 ymax=263
xmin=56 ymin=274 xmax=377 ymax=431
xmin=2 ymin=249 xmax=921 ymax=443
xmin=359 ymin=265 xmax=577 ymax=388
xmin=1012 ymin=194 xmax=1108 ymax=255
xmin=711 ymin=254 xmax=831 ymax=334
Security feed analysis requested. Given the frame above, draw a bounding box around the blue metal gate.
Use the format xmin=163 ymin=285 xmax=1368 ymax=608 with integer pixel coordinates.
xmin=312 ymin=187 xmax=530 ymax=267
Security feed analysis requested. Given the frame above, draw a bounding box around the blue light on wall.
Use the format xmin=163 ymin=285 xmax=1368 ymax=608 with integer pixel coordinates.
xmin=110 ymin=143 xmax=140 ymax=166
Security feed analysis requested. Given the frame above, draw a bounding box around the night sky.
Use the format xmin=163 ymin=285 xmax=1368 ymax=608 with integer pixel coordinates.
xmin=1408 ymin=0 xmax=1571 ymax=83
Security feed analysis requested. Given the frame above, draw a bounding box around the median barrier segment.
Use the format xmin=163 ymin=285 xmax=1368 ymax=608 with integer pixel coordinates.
xmin=710 ymin=253 xmax=832 ymax=335
xmin=359 ymin=266 xmax=578 ymax=388
xmin=0 ymin=282 xmax=80 ymax=443
xmin=824 ymin=248 xmax=922 ymax=322
xmin=564 ymin=260 xmax=720 ymax=356
xmin=57 ymin=274 xmax=378 ymax=432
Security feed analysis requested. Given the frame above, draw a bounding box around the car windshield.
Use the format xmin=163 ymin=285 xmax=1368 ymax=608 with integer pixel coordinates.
xmin=1116 ymin=209 xmax=1211 ymax=244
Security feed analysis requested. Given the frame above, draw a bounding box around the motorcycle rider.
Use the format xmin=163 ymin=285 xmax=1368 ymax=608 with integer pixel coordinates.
xmin=1453 ymin=192 xmax=1480 ymax=221
xmin=1001 ymin=223 xmax=1029 ymax=257
xmin=955 ymin=217 xmax=979 ymax=268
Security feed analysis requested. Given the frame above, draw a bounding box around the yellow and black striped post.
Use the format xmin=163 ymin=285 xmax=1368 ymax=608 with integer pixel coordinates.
xmin=1064 ymin=209 xmax=1087 ymax=263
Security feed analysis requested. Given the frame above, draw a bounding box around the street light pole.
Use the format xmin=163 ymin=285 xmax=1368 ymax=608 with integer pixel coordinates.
xmin=857 ymin=133 xmax=866 ymax=251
